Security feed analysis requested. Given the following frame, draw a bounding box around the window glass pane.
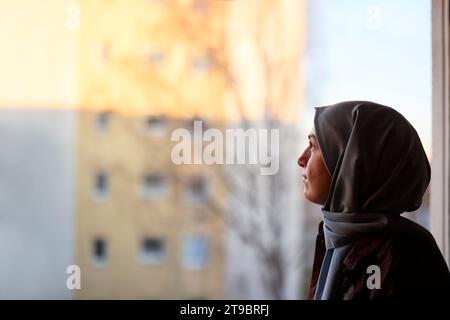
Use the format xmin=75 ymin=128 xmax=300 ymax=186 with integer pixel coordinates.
xmin=144 ymin=115 xmax=167 ymax=135
xmin=1 ymin=0 xmax=434 ymax=301
xmin=304 ymin=0 xmax=431 ymax=159
xmin=92 ymin=238 xmax=107 ymax=267
xmin=184 ymin=175 xmax=209 ymax=204
xmin=183 ymin=236 xmax=209 ymax=270
xmin=93 ymin=172 xmax=109 ymax=200
xmin=95 ymin=112 xmax=109 ymax=133
xmin=139 ymin=237 xmax=165 ymax=265
xmin=140 ymin=174 xmax=167 ymax=200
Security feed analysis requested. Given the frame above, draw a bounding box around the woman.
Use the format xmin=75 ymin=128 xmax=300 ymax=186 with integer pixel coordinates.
xmin=297 ymin=101 xmax=450 ymax=300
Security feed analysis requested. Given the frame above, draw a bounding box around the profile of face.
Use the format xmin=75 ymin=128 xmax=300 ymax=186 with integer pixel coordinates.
xmin=297 ymin=127 xmax=332 ymax=206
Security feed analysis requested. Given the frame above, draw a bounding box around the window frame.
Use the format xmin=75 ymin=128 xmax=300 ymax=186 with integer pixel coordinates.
xmin=431 ymin=0 xmax=450 ymax=265
xmin=182 ymin=235 xmax=209 ymax=270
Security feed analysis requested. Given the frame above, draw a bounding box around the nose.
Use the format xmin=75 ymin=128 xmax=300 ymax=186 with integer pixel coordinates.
xmin=297 ymin=147 xmax=310 ymax=168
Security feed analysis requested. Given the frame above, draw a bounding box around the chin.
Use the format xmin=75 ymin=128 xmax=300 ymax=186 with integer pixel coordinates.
xmin=304 ymin=191 xmax=314 ymax=203
xmin=304 ymin=191 xmax=322 ymax=206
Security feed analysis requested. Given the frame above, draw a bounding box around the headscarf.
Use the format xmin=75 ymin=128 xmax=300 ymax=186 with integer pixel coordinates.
xmin=311 ymin=101 xmax=431 ymax=300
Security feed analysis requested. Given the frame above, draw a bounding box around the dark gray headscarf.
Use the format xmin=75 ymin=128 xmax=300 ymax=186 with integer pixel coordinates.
xmin=312 ymin=101 xmax=431 ymax=300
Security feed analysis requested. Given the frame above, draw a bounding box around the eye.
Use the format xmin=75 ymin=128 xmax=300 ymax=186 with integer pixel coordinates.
xmin=308 ymin=141 xmax=314 ymax=150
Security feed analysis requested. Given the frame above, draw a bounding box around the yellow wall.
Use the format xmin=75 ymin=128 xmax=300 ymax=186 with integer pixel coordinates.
xmin=75 ymin=113 xmax=226 ymax=299
xmin=0 ymin=0 xmax=79 ymax=108
xmin=0 ymin=0 xmax=305 ymax=123
xmin=75 ymin=0 xmax=229 ymax=299
xmin=78 ymin=0 xmax=228 ymax=119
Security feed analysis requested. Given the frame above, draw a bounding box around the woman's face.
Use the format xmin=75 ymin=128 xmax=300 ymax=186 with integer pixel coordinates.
xmin=297 ymin=127 xmax=332 ymax=205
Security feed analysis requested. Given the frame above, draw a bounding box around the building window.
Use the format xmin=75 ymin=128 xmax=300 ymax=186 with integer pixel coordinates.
xmin=191 ymin=55 xmax=211 ymax=72
xmin=184 ymin=175 xmax=209 ymax=204
xmin=188 ymin=116 xmax=209 ymax=143
xmin=140 ymin=174 xmax=167 ymax=200
xmin=95 ymin=111 xmax=110 ymax=134
xmin=139 ymin=237 xmax=165 ymax=265
xmin=147 ymin=50 xmax=165 ymax=64
xmin=191 ymin=0 xmax=209 ymax=14
xmin=183 ymin=235 xmax=209 ymax=270
xmin=93 ymin=172 xmax=109 ymax=200
xmin=144 ymin=115 xmax=167 ymax=136
xmin=92 ymin=237 xmax=107 ymax=267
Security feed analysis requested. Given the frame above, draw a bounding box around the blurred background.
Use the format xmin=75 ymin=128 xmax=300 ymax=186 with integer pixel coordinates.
xmin=0 ymin=0 xmax=431 ymax=299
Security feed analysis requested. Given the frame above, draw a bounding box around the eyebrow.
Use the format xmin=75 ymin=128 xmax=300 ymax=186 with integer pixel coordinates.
xmin=308 ymin=134 xmax=317 ymax=141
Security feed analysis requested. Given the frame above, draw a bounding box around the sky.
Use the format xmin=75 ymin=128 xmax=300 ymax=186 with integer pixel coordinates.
xmin=302 ymin=0 xmax=432 ymax=156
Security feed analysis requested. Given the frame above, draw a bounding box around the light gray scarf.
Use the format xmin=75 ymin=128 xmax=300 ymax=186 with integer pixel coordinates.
xmin=314 ymin=210 xmax=391 ymax=300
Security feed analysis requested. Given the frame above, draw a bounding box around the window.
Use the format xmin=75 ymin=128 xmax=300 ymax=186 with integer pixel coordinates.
xmin=143 ymin=115 xmax=167 ymax=136
xmin=183 ymin=235 xmax=209 ymax=270
xmin=94 ymin=111 xmax=109 ymax=134
xmin=191 ymin=0 xmax=209 ymax=14
xmin=92 ymin=237 xmax=107 ymax=267
xmin=140 ymin=174 xmax=167 ymax=200
xmin=184 ymin=175 xmax=209 ymax=204
xmin=188 ymin=117 xmax=209 ymax=143
xmin=139 ymin=237 xmax=165 ymax=265
xmin=93 ymin=172 xmax=109 ymax=200
xmin=191 ymin=55 xmax=210 ymax=72
xmin=147 ymin=50 xmax=164 ymax=64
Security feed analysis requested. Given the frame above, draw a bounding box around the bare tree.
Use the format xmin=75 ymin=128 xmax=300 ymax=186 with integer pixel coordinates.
xmin=170 ymin=0 xmax=305 ymax=299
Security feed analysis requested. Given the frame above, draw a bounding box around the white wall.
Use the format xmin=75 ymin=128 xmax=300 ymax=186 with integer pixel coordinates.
xmin=0 ymin=109 xmax=75 ymax=299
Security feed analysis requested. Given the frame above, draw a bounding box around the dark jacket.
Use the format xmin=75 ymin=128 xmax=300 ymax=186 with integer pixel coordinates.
xmin=308 ymin=221 xmax=450 ymax=300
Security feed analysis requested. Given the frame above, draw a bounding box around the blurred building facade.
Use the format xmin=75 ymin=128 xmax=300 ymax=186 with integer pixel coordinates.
xmin=0 ymin=0 xmax=308 ymax=299
xmin=75 ymin=113 xmax=226 ymax=299
xmin=75 ymin=0 xmax=228 ymax=299
xmin=0 ymin=0 xmax=77 ymax=299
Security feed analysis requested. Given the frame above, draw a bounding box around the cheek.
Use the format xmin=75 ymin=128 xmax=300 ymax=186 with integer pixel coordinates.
xmin=304 ymin=156 xmax=331 ymax=204
xmin=306 ymin=154 xmax=329 ymax=191
xmin=306 ymin=154 xmax=320 ymax=179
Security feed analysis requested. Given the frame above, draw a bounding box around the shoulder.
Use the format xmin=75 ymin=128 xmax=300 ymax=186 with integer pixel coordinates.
xmin=343 ymin=218 xmax=450 ymax=299
xmin=347 ymin=217 xmax=441 ymax=263
xmin=383 ymin=217 xmax=443 ymax=262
